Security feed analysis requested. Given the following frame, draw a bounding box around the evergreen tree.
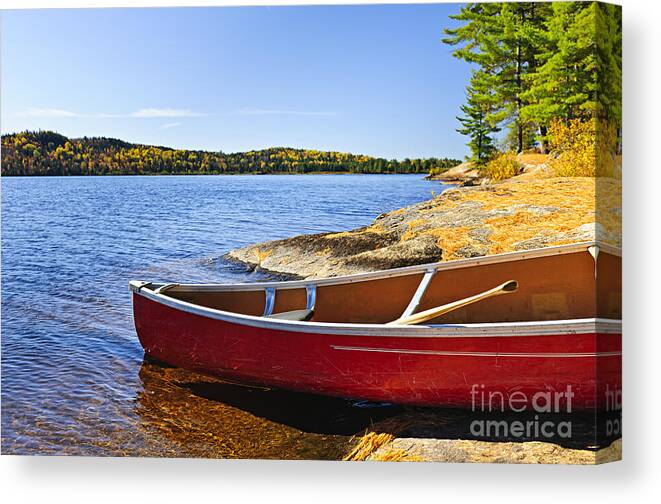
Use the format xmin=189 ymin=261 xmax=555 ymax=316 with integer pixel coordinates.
xmin=595 ymin=2 xmax=622 ymax=125
xmin=1 ymin=131 xmax=461 ymax=176
xmin=456 ymin=72 xmax=500 ymax=164
xmin=491 ymin=2 xmax=550 ymax=152
xmin=521 ymin=3 xmax=597 ymax=127
xmin=444 ymin=2 xmax=551 ymax=153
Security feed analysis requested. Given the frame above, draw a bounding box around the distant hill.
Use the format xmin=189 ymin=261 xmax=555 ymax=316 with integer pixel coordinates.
xmin=1 ymin=131 xmax=460 ymax=177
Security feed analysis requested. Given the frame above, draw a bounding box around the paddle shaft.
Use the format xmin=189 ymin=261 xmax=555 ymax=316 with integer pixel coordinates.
xmin=387 ymin=280 xmax=518 ymax=326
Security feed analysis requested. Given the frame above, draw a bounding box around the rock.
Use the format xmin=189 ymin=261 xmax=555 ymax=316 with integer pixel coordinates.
xmin=226 ymin=174 xmax=622 ymax=465
xmin=367 ymin=437 xmax=621 ymax=464
xmin=226 ymin=177 xmax=621 ymax=279
xmin=343 ymin=406 xmax=621 ymax=464
xmin=227 ymin=228 xmax=399 ymax=278
xmin=428 ymin=161 xmax=481 ymax=183
xmin=346 ymin=234 xmax=442 ymax=270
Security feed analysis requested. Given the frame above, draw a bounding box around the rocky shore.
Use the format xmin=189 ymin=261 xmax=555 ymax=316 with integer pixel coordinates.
xmin=226 ymin=172 xmax=622 ymax=464
xmin=226 ymin=176 xmax=621 ymax=279
xmin=425 ymin=152 xmax=552 ymax=186
xmin=362 ymin=436 xmax=622 ymax=464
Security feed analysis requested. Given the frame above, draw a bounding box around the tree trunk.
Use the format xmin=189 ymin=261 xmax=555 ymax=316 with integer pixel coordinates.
xmin=515 ymin=42 xmax=524 ymax=152
xmin=477 ymin=129 xmax=483 ymax=163
xmin=539 ymin=125 xmax=548 ymax=154
xmin=516 ymin=6 xmax=525 ymax=153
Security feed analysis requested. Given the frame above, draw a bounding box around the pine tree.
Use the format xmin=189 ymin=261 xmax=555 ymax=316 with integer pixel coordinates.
xmin=456 ymin=72 xmax=500 ymax=164
xmin=444 ymin=2 xmax=551 ymax=153
xmin=503 ymin=1 xmax=552 ymax=151
xmin=521 ymin=3 xmax=597 ymax=128
xmin=491 ymin=2 xmax=548 ymax=152
xmin=595 ymin=2 xmax=622 ymax=124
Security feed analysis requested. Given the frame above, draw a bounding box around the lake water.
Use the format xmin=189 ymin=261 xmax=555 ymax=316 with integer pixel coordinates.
xmin=1 ymin=174 xmax=448 ymax=457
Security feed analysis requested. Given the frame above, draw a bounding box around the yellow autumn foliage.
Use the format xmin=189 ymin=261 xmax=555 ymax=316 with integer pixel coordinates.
xmin=482 ymin=152 xmax=522 ymax=181
xmin=547 ymin=118 xmax=619 ymax=178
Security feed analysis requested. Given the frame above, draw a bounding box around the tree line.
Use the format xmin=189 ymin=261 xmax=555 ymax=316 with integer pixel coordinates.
xmin=444 ymin=1 xmax=621 ymax=164
xmin=1 ymin=131 xmax=460 ymax=177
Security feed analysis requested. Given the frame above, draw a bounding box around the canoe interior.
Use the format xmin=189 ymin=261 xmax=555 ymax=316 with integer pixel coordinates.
xmin=154 ymin=247 xmax=621 ymax=325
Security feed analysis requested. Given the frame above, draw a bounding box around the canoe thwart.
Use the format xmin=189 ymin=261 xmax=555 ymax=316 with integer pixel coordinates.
xmin=262 ymin=285 xmax=316 ymax=318
xmin=306 ymin=284 xmax=317 ymax=311
xmin=400 ymin=268 xmax=436 ymax=319
xmin=266 ymin=309 xmax=314 ymax=321
xmin=263 ymin=287 xmax=276 ymax=316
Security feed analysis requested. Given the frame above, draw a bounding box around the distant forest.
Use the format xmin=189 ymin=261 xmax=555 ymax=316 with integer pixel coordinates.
xmin=1 ymin=131 xmax=460 ymax=176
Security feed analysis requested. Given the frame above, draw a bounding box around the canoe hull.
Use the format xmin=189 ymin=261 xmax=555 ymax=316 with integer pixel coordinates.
xmin=132 ymin=293 xmax=621 ymax=410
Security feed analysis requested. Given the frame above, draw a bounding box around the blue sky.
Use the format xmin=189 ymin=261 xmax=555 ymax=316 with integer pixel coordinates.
xmin=1 ymin=4 xmax=470 ymax=160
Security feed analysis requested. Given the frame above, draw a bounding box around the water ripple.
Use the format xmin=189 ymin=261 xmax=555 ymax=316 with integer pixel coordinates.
xmin=1 ymin=174 xmax=447 ymax=456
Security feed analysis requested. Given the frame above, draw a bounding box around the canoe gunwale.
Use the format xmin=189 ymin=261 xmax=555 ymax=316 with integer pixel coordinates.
xmin=130 ymin=241 xmax=619 ymax=294
xmin=130 ymin=241 xmax=622 ymax=338
xmin=131 ymin=285 xmax=621 ymax=337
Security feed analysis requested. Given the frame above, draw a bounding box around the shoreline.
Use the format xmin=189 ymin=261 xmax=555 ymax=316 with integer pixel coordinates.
xmin=2 ymin=131 xmax=461 ymax=177
xmin=1 ymin=171 xmax=434 ymax=178
xmin=226 ymin=172 xmax=622 ymax=463
xmin=227 ymin=176 xmax=621 ymax=279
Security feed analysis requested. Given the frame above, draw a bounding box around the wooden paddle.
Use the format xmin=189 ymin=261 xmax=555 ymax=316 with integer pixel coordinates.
xmin=387 ymin=280 xmax=518 ymax=326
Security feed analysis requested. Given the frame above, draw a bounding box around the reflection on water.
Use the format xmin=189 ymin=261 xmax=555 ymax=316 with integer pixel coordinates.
xmin=135 ymin=361 xmax=615 ymax=459
xmin=135 ymin=361 xmax=405 ymax=460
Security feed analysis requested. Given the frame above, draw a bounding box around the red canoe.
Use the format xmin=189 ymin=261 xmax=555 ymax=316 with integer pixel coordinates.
xmin=130 ymin=241 xmax=621 ymax=410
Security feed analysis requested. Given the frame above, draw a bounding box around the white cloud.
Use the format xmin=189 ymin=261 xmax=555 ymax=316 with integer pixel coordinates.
xmin=18 ymin=107 xmax=205 ymax=119
xmin=159 ymin=122 xmax=182 ymax=130
xmin=235 ymin=108 xmax=337 ymax=117
xmin=96 ymin=113 xmax=124 ymax=118
xmin=130 ymin=108 xmax=204 ymax=118
xmin=23 ymin=108 xmax=78 ymax=117
xmin=18 ymin=107 xmax=334 ymax=120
